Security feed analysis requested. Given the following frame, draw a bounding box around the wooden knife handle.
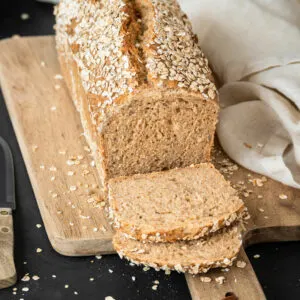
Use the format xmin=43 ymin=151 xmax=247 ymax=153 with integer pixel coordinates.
xmin=0 ymin=211 xmax=16 ymax=289
xmin=186 ymin=248 xmax=266 ymax=300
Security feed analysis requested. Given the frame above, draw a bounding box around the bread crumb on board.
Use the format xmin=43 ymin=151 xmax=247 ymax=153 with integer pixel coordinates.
xmin=236 ymin=260 xmax=247 ymax=268
xmin=200 ymin=276 xmax=212 ymax=283
xmin=215 ymin=276 xmax=226 ymax=285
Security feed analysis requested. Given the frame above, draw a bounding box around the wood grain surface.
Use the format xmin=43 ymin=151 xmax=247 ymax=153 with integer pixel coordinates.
xmin=0 ymin=36 xmax=300 ymax=299
xmin=0 ymin=213 xmax=16 ymax=289
xmin=0 ymin=36 xmax=114 ymax=256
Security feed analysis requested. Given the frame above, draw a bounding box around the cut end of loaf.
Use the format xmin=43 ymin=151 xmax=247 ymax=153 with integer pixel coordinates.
xmin=113 ymin=224 xmax=243 ymax=274
xmin=103 ymin=91 xmax=218 ymax=179
xmin=108 ymin=163 xmax=245 ymax=242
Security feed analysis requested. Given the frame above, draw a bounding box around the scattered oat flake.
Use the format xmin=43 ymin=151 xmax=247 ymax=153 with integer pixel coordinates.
xmin=40 ymin=165 xmax=45 ymax=169
xmin=54 ymin=74 xmax=63 ymax=80
xmin=200 ymin=276 xmax=211 ymax=283
xmin=57 ymin=210 xmax=62 ymax=215
xmin=21 ymin=274 xmax=30 ymax=282
xmin=165 ymin=269 xmax=171 ymax=275
xmin=258 ymin=208 xmax=264 ymax=212
xmin=84 ymin=146 xmax=91 ymax=152
xmin=32 ymin=275 xmax=40 ymax=281
xmin=52 ymin=193 xmax=58 ymax=199
xmin=80 ymin=215 xmax=90 ymax=219
xmin=21 ymin=13 xmax=30 ymax=20
xmin=132 ymin=276 xmax=136 ymax=281
xmin=95 ymin=255 xmax=102 ymax=259
xmin=89 ymin=277 xmax=94 ymax=282
xmin=67 ymin=160 xmax=75 ymax=166
xmin=36 ymin=248 xmax=42 ymax=253
xmin=13 ymin=288 xmax=17 ymax=291
xmin=49 ymin=166 xmax=57 ymax=172
xmin=74 ymin=291 xmax=79 ymax=295
xmin=279 ymin=194 xmax=288 ymax=200
xmin=54 ymin=84 xmax=61 ymax=90
xmin=143 ymin=266 xmax=150 ymax=272
xmin=154 ymin=280 xmax=159 ymax=284
xmin=82 ymin=170 xmax=90 ymax=176
xmin=253 ymin=254 xmax=260 ymax=259
xmin=32 ymin=145 xmax=38 ymax=152
xmin=36 ymin=224 xmax=42 ymax=228
xmin=50 ymin=106 xmax=57 ymax=111
xmin=236 ymin=260 xmax=247 ymax=268
xmin=22 ymin=287 xmax=29 ymax=292
xmin=108 ymin=269 xmax=113 ymax=273
xmin=215 ymin=276 xmax=226 ymax=285
xmin=65 ymin=284 xmax=69 ymax=289
xmin=41 ymin=61 xmax=46 ymax=67
xmin=93 ymin=227 xmax=98 ymax=232
xmin=70 ymin=222 xmax=74 ymax=226
xmin=59 ymin=150 xmax=66 ymax=155
xmin=258 ymin=195 xmax=263 ymax=199
xmin=67 ymin=171 xmax=75 ymax=176
xmin=105 ymin=297 xmax=115 ymax=300
xmin=69 ymin=185 xmax=77 ymax=191
xmin=152 ymin=285 xmax=158 ymax=291
xmin=50 ymin=176 xmax=56 ymax=181
xmin=52 ymin=275 xmax=56 ymax=278
xmin=90 ymin=160 xmax=95 ymax=167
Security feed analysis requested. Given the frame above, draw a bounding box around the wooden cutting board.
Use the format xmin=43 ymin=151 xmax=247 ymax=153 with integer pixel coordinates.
xmin=1 ymin=36 xmax=300 ymax=300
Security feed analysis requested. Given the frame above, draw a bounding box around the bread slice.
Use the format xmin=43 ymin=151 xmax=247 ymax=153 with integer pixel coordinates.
xmin=113 ymin=224 xmax=242 ymax=274
xmin=108 ymin=163 xmax=245 ymax=242
xmin=55 ymin=0 xmax=218 ymax=187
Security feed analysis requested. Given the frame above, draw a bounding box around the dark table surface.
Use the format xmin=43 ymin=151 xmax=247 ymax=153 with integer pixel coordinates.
xmin=0 ymin=1 xmax=300 ymax=299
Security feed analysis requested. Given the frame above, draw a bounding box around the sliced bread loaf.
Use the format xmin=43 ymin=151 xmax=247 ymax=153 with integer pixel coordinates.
xmin=108 ymin=163 xmax=245 ymax=242
xmin=55 ymin=0 xmax=218 ymax=187
xmin=113 ymin=224 xmax=242 ymax=274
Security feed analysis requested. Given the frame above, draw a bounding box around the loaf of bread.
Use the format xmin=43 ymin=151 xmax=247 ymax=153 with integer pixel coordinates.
xmin=113 ymin=224 xmax=242 ymax=274
xmin=108 ymin=163 xmax=245 ymax=242
xmin=55 ymin=0 xmax=218 ymax=186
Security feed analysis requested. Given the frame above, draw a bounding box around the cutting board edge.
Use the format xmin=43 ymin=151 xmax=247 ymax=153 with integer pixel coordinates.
xmin=50 ymin=234 xmax=115 ymax=256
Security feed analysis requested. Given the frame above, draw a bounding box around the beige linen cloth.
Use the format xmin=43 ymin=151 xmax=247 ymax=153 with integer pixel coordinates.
xmin=179 ymin=0 xmax=300 ymax=188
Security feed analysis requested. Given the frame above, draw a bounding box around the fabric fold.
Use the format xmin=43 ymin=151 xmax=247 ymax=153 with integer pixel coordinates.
xmin=179 ymin=0 xmax=300 ymax=188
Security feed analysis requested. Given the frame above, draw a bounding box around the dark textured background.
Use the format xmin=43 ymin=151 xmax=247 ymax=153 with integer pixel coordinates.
xmin=0 ymin=1 xmax=300 ymax=299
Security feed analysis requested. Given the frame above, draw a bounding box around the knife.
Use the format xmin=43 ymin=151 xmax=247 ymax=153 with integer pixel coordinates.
xmin=0 ymin=137 xmax=16 ymax=289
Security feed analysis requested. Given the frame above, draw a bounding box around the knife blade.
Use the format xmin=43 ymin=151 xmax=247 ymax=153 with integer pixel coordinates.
xmin=0 ymin=136 xmax=17 ymax=289
xmin=0 ymin=137 xmax=16 ymax=212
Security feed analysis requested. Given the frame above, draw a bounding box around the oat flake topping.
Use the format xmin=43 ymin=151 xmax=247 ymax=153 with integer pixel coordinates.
xmin=56 ymin=0 xmax=217 ymax=112
xmin=145 ymin=0 xmax=217 ymax=98
xmin=55 ymin=0 xmax=138 ymax=101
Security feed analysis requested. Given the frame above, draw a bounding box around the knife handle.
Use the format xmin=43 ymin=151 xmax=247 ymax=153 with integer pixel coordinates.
xmin=0 ymin=210 xmax=16 ymax=289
